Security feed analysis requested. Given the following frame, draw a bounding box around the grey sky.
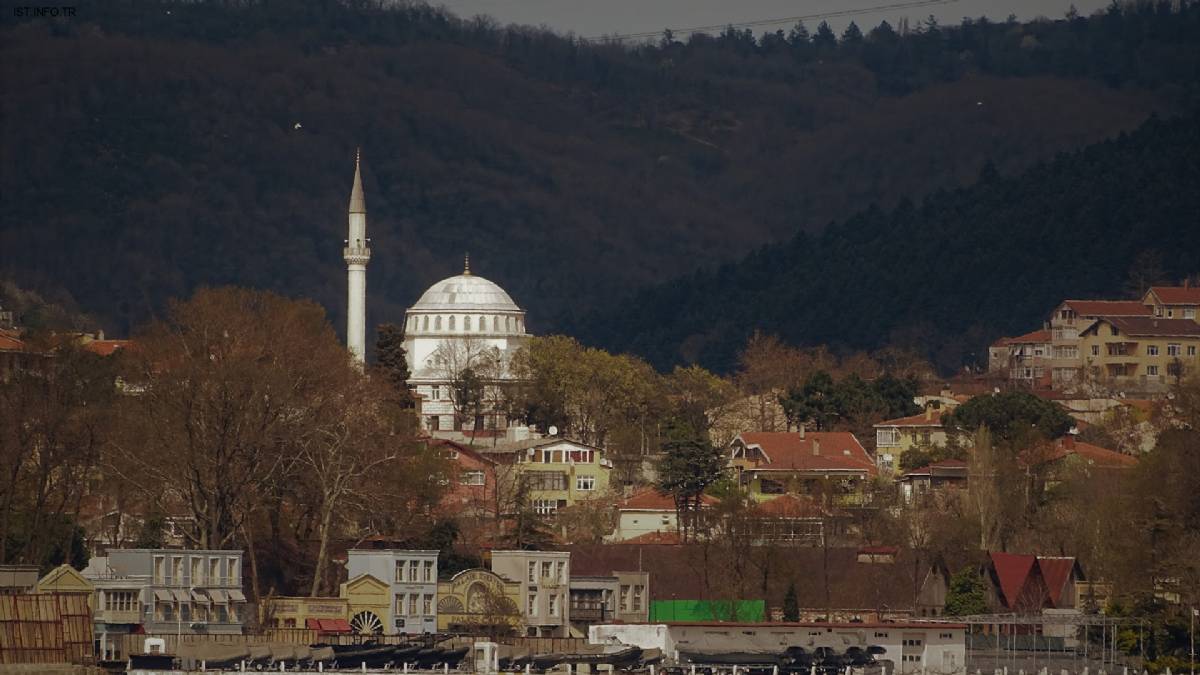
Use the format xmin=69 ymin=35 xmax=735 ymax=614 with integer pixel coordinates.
xmin=433 ymin=0 xmax=1108 ymax=41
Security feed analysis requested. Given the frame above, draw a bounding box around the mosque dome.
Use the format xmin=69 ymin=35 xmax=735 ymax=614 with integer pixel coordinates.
xmin=410 ymin=273 xmax=522 ymax=313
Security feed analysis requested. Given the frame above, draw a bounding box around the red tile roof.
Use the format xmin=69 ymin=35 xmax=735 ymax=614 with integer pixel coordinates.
xmin=621 ymin=530 xmax=683 ymax=545
xmin=619 ymin=488 xmax=715 ymax=511
xmin=990 ymin=552 xmax=1038 ymax=609
xmin=735 ymin=432 xmax=876 ymax=476
xmin=0 ymin=334 xmax=23 ymax=351
xmin=1037 ymin=558 xmax=1078 ymax=608
xmin=1023 ymin=437 xmax=1136 ymax=469
xmin=1147 ymin=286 xmax=1200 ymax=305
xmin=83 ymin=339 xmax=130 ymax=356
xmin=1062 ymin=300 xmax=1153 ymax=317
xmin=1082 ymin=316 xmax=1200 ymax=338
xmin=1011 ymin=329 xmax=1051 ymax=343
xmin=875 ymin=409 xmax=944 ymax=428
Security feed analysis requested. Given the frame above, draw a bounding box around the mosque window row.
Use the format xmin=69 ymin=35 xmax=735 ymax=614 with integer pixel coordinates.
xmin=408 ymin=314 xmax=523 ymax=334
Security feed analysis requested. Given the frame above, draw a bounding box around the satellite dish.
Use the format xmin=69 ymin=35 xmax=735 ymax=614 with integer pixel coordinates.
xmin=548 ymin=425 xmax=559 ymax=436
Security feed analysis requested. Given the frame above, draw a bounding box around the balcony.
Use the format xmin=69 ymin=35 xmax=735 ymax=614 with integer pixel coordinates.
xmin=569 ymin=606 xmax=610 ymax=622
xmin=96 ymin=609 xmax=141 ymax=624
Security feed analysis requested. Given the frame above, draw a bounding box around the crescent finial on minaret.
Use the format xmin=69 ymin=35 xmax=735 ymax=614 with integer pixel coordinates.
xmin=349 ymin=148 xmax=366 ymax=214
xmin=463 ymin=252 xmax=471 ymax=276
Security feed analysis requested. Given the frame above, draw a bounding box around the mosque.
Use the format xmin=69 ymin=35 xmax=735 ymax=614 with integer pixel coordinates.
xmin=342 ymin=153 xmax=530 ymax=437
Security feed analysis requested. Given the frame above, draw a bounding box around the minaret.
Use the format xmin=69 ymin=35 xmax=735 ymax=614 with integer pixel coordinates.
xmin=344 ymin=149 xmax=370 ymax=366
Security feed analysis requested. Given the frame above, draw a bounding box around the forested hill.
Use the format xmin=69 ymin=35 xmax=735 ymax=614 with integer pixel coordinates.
xmin=1 ymin=0 xmax=1199 ymax=336
xmin=582 ymin=112 xmax=1200 ymax=374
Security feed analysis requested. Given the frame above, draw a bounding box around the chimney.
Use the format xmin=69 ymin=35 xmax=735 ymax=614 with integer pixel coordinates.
xmin=925 ymin=406 xmax=933 ymax=422
xmin=812 ymin=438 xmax=821 ymax=456
xmin=798 ymin=423 xmax=805 ymax=440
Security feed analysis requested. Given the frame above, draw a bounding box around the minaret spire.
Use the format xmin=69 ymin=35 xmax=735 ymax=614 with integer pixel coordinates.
xmin=343 ymin=149 xmax=371 ymax=366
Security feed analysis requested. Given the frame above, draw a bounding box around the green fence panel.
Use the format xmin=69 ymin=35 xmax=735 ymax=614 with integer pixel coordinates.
xmin=649 ymin=600 xmax=765 ymax=623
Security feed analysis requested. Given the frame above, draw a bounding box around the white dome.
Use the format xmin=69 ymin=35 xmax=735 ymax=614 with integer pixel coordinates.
xmin=410 ymin=273 xmax=522 ymax=313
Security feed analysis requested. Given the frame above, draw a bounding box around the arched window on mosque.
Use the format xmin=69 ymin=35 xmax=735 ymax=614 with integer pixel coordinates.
xmin=422 ymin=316 xmax=429 ymax=331
xmin=465 ymin=315 xmax=472 ymax=331
xmin=493 ymin=316 xmax=500 ymax=332
xmin=435 ymin=316 xmax=442 ymax=330
xmin=506 ymin=316 xmax=513 ymax=332
xmin=449 ymin=316 xmax=456 ymax=331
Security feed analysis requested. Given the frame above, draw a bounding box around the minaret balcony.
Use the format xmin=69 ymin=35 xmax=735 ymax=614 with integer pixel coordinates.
xmin=343 ymin=246 xmax=372 ymax=264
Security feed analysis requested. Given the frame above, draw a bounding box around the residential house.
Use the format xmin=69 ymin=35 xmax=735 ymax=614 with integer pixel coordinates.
xmin=728 ymin=431 xmax=877 ymax=506
xmin=429 ymin=438 xmax=498 ymax=517
xmin=748 ymin=493 xmax=826 ymax=546
xmin=591 ymin=621 xmax=968 ymax=675
xmin=873 ymin=407 xmax=948 ymax=474
xmin=0 ymin=565 xmax=40 ymax=594
xmin=1047 ymin=300 xmax=1152 ymax=388
xmin=607 ymin=488 xmax=716 ymax=543
xmin=988 ymin=329 xmax=1051 ymax=386
xmin=1143 ymin=285 xmax=1200 ymax=322
xmin=435 ymin=568 xmax=522 ymax=635
xmin=345 ymin=549 xmax=438 ymax=635
xmin=568 ymin=571 xmax=649 ymax=637
xmin=984 ymin=552 xmax=1085 ymax=615
xmin=81 ymin=549 xmax=246 ymax=658
xmin=490 ymin=550 xmax=570 ymax=637
xmin=479 ymin=438 xmax=612 ymax=517
xmin=898 ymin=459 xmax=968 ymax=504
xmin=1078 ymin=316 xmax=1200 ymax=393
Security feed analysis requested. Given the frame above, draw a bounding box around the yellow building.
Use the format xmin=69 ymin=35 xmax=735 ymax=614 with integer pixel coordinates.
xmin=873 ymin=407 xmax=948 ymax=474
xmin=1143 ymin=286 xmax=1200 ymax=322
xmin=1079 ymin=317 xmax=1200 ymax=393
xmin=339 ymin=574 xmax=391 ymax=635
xmin=36 ymin=565 xmax=95 ymax=606
xmin=435 ymin=568 xmax=521 ymax=634
xmin=261 ymin=596 xmax=350 ymax=631
xmin=480 ymin=438 xmax=611 ymax=516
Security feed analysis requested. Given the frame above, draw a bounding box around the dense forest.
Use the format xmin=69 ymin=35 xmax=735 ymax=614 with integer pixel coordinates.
xmin=586 ymin=111 xmax=1200 ymax=373
xmin=3 ymin=0 xmax=1199 ymax=341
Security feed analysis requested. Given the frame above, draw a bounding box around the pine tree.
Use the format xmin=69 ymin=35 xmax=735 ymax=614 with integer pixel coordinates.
xmin=375 ymin=322 xmax=414 ymax=407
xmin=782 ymin=581 xmax=800 ymax=621
xmin=944 ymin=568 xmax=989 ymax=616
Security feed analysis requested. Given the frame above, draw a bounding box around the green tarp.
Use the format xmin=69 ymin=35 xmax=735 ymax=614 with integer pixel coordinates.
xmin=649 ymin=599 xmax=765 ymax=622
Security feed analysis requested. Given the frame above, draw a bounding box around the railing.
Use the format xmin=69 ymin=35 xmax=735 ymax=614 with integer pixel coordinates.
xmin=569 ymin=606 xmax=608 ymax=622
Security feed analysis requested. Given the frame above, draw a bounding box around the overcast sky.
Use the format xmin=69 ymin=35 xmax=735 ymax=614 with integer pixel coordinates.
xmin=432 ymin=0 xmax=1110 ymax=41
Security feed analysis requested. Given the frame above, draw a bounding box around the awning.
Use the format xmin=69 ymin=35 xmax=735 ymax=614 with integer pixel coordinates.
xmin=305 ymin=618 xmax=322 ymax=631
xmin=190 ymin=589 xmax=210 ymax=604
xmin=172 ymin=589 xmax=191 ymax=603
xmin=318 ymin=618 xmax=352 ymax=633
xmin=227 ymin=589 xmax=246 ymax=602
xmin=153 ymin=589 xmax=173 ymax=602
xmin=208 ymin=589 xmax=228 ymax=603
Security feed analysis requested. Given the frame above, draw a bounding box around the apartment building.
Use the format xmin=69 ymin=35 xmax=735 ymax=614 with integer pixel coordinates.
xmin=1047 ymin=300 xmax=1152 ymax=387
xmin=1143 ymin=285 xmax=1200 ymax=322
xmin=346 ymin=549 xmax=438 ymax=635
xmin=987 ymin=329 xmax=1051 ymax=385
xmin=1078 ymin=317 xmax=1200 ymax=393
xmin=490 ymin=550 xmax=570 ymax=637
xmin=81 ymin=549 xmax=245 ymax=657
xmin=873 ymin=407 xmax=947 ymax=475
xmin=480 ymin=438 xmax=612 ymax=517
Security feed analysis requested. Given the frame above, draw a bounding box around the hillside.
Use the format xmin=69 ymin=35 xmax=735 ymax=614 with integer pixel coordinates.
xmin=3 ymin=0 xmax=1198 ymax=336
xmin=583 ymin=112 xmax=1200 ymax=373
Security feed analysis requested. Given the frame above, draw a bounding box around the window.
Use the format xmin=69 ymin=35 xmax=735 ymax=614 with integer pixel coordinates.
xmin=1189 ymin=345 xmax=1197 ymax=356
xmin=422 ymin=316 xmax=429 ymax=331
xmin=939 ymin=633 xmax=954 ymax=639
xmin=173 ymin=556 xmax=184 ymax=584
xmin=876 ymin=428 xmax=900 ymax=448
xmin=506 ymin=317 xmax=513 ymax=332
xmin=1147 ymin=365 xmax=1159 ymax=376
xmin=1168 ymin=343 xmax=1182 ymax=356
xmin=1110 ymin=326 xmax=1120 ymax=336
xmin=874 ymin=632 xmax=889 ymax=639
xmin=1186 ymin=309 xmax=1196 ymax=320
xmin=227 ymin=557 xmax=239 ymax=585
xmin=424 ymin=561 xmax=434 ymax=582
xmin=191 ymin=558 xmax=203 ymax=585
xmin=209 ymin=558 xmax=220 ymax=584
xmin=541 ymin=561 xmax=552 ymax=580
xmin=619 ymin=585 xmax=630 ymax=612
xmin=461 ymin=470 xmax=485 ymax=486
xmin=528 ymin=594 xmax=538 ymax=616
xmin=105 ymin=591 xmax=136 ymax=612
xmin=449 ymin=316 xmax=456 ymax=330
xmin=1091 ymin=345 xmax=1100 ymax=356
xmin=1147 ymin=345 xmax=1159 ymax=356
xmin=431 ymin=385 xmax=441 ymax=400
xmin=632 ymin=585 xmax=644 ymax=611
xmin=533 ymin=499 xmax=559 ymax=515
xmin=528 ymin=562 xmax=537 ymax=583
xmin=556 ymin=561 xmax=566 ymax=583
xmin=549 ymin=594 xmax=560 ymax=617
xmin=567 ymin=449 xmax=594 ymax=463
xmin=408 ymin=594 xmax=418 ymax=616
xmin=395 ymin=594 xmax=407 ymax=615
xmin=423 ymin=594 xmax=433 ymax=616
xmin=465 ymin=315 xmax=472 ymax=331
xmin=576 ymin=476 xmax=595 ymax=491
xmin=903 ymin=638 xmax=923 ymax=647
xmin=877 ymin=453 xmax=894 ymax=473
xmin=525 ymin=472 xmax=567 ymax=491
xmin=435 ymin=316 xmax=442 ymax=330
xmin=395 ymin=561 xmax=406 ymax=583
xmin=428 ymin=415 xmax=441 ymax=431
xmin=153 ymin=556 xmax=165 ymax=584
xmin=494 ymin=316 xmax=500 ymax=331
xmin=409 ymin=560 xmax=420 ymax=582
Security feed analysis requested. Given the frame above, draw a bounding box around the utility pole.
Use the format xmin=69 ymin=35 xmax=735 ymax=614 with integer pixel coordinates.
xmin=1190 ymin=605 xmax=1195 ymax=675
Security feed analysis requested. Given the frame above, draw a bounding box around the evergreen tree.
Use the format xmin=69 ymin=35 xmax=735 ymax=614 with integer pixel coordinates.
xmin=782 ymin=581 xmax=800 ymax=621
xmin=841 ymin=21 xmax=864 ymax=44
xmin=943 ymin=568 xmax=989 ymax=616
xmin=375 ymin=323 xmax=414 ymax=407
xmin=812 ymin=21 xmax=838 ymax=51
xmin=656 ymin=416 xmax=726 ymax=542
